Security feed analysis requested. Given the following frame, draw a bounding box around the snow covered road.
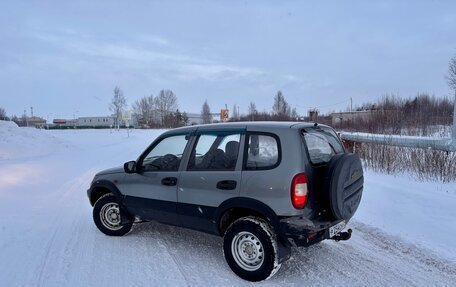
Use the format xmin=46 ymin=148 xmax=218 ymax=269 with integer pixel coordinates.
xmin=1 ymin=125 xmax=455 ymax=286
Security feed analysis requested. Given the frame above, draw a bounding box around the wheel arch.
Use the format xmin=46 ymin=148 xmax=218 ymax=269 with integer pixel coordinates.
xmin=215 ymin=197 xmax=280 ymax=236
xmin=88 ymin=180 xmax=123 ymax=206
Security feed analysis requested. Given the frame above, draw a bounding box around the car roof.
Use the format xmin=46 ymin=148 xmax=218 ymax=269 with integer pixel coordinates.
xmin=162 ymin=121 xmax=331 ymax=135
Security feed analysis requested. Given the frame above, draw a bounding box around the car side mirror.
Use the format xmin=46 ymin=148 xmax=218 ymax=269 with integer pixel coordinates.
xmin=124 ymin=161 xmax=137 ymax=174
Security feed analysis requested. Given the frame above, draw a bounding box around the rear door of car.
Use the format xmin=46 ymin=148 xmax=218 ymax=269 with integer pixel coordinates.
xmin=301 ymin=126 xmax=346 ymax=218
xmin=177 ymin=129 xmax=245 ymax=233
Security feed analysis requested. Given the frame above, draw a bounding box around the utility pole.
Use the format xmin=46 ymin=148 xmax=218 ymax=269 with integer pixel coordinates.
xmin=350 ymin=98 xmax=353 ymax=112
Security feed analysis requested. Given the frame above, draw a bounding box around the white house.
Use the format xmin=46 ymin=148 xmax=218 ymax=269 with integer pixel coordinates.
xmin=77 ymin=116 xmax=115 ymax=127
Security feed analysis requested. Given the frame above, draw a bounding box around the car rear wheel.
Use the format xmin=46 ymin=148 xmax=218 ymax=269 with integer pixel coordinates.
xmin=223 ymin=216 xmax=281 ymax=282
xmin=93 ymin=194 xmax=132 ymax=236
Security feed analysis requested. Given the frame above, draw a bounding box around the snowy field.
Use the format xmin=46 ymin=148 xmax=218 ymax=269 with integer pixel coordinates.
xmin=1 ymin=121 xmax=455 ymax=286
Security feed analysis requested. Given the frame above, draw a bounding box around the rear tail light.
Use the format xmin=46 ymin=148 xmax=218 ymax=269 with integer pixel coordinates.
xmin=291 ymin=173 xmax=308 ymax=209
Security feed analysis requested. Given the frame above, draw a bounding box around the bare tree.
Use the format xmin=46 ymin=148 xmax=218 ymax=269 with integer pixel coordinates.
xmin=291 ymin=107 xmax=299 ymax=119
xmin=247 ymin=102 xmax=257 ymax=121
xmin=0 ymin=107 xmax=7 ymax=120
xmin=155 ymin=89 xmax=178 ymax=127
xmin=446 ymin=56 xmax=456 ymax=91
xmin=232 ymin=104 xmax=239 ymax=120
xmin=248 ymin=102 xmax=257 ymax=115
xmin=272 ymin=90 xmax=291 ymax=118
xmin=110 ymin=86 xmax=127 ymax=129
xmin=201 ymin=100 xmax=212 ymax=124
xmin=133 ymin=95 xmax=156 ymax=128
xmin=446 ymin=56 xmax=456 ymax=137
xmin=182 ymin=112 xmax=189 ymax=126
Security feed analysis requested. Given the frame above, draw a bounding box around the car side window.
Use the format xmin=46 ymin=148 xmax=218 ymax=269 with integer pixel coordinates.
xmin=245 ymin=134 xmax=279 ymax=170
xmin=141 ymin=135 xmax=188 ymax=171
xmin=188 ymin=133 xmax=241 ymax=171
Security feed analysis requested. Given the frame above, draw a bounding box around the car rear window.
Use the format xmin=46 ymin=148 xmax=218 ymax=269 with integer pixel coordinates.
xmin=302 ymin=127 xmax=344 ymax=164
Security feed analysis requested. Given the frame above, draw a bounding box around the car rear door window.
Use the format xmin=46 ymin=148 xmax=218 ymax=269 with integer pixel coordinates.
xmin=188 ymin=133 xmax=241 ymax=171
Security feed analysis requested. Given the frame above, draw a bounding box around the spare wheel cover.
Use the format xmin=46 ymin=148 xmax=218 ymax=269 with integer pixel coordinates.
xmin=328 ymin=153 xmax=364 ymax=220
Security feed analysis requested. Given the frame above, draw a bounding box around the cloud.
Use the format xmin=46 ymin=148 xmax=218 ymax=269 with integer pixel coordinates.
xmin=175 ymin=63 xmax=265 ymax=81
xmin=138 ymin=34 xmax=169 ymax=46
xmin=28 ymin=30 xmax=298 ymax=85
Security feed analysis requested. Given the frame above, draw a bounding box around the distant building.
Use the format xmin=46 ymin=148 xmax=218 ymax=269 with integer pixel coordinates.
xmin=53 ymin=119 xmax=76 ymax=127
xmin=331 ymin=110 xmax=378 ymax=126
xmin=77 ymin=116 xmax=115 ymax=127
xmin=186 ymin=113 xmax=204 ymax=125
xmin=14 ymin=116 xmax=46 ymax=128
xmin=50 ymin=116 xmax=115 ymax=128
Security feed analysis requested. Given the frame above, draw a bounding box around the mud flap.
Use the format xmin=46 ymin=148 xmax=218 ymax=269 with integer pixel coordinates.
xmin=277 ymin=236 xmax=292 ymax=263
xmin=120 ymin=206 xmax=134 ymax=226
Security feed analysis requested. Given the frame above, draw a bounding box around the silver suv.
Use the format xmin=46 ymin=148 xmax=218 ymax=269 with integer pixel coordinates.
xmin=87 ymin=122 xmax=364 ymax=281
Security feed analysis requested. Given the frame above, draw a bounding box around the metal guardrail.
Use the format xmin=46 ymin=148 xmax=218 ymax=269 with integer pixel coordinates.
xmin=340 ymin=132 xmax=456 ymax=152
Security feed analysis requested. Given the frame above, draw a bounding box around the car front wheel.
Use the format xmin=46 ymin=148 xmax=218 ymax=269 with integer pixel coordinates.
xmin=93 ymin=194 xmax=132 ymax=236
xmin=223 ymin=216 xmax=281 ymax=282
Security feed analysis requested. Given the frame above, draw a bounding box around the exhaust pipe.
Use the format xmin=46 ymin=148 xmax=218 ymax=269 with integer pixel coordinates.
xmin=331 ymin=229 xmax=352 ymax=242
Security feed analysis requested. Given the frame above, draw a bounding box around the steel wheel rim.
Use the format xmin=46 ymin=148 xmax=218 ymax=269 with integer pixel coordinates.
xmin=231 ymin=231 xmax=264 ymax=271
xmin=100 ymin=202 xmax=122 ymax=230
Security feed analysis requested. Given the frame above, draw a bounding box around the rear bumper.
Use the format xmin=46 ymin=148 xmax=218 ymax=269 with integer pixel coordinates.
xmin=278 ymin=216 xmax=345 ymax=247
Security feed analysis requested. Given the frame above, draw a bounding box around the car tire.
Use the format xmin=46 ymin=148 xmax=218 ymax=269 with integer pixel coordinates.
xmin=223 ymin=216 xmax=281 ymax=282
xmin=93 ymin=194 xmax=132 ymax=236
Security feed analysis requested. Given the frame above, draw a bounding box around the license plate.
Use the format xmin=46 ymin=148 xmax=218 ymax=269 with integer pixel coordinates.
xmin=329 ymin=221 xmax=346 ymax=238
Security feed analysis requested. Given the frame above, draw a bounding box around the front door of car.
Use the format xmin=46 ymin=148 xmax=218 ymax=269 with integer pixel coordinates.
xmin=119 ymin=134 xmax=191 ymax=225
xmin=177 ymin=131 xmax=244 ymax=233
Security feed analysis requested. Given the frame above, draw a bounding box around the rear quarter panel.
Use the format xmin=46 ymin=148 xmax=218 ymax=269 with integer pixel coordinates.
xmin=241 ymin=127 xmax=304 ymax=216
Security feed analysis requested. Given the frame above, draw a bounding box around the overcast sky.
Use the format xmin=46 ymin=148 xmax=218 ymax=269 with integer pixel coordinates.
xmin=1 ymin=0 xmax=455 ymax=119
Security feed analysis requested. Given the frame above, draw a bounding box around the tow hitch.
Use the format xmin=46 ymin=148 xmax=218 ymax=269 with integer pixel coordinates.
xmin=331 ymin=229 xmax=352 ymax=242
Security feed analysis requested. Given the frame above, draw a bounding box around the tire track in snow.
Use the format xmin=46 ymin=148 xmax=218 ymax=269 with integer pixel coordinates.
xmin=33 ymin=169 xmax=97 ymax=287
xmin=35 ymin=228 xmax=60 ymax=287
xmin=275 ymin=220 xmax=456 ymax=286
xmin=352 ymin=221 xmax=456 ymax=276
xmin=156 ymin=226 xmax=191 ymax=286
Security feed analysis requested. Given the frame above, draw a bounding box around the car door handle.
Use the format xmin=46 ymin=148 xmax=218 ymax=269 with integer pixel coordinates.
xmin=161 ymin=177 xmax=178 ymax=186
xmin=216 ymin=180 xmax=237 ymax=190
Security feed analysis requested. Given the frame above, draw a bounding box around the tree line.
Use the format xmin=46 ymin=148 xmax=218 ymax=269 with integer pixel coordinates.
xmin=0 ymin=107 xmax=7 ymax=121
xmin=110 ymin=87 xmax=189 ymax=129
xmin=109 ymin=87 xmax=301 ymax=129
xmin=336 ymin=94 xmax=454 ymax=136
xmin=228 ymin=91 xmax=299 ymax=122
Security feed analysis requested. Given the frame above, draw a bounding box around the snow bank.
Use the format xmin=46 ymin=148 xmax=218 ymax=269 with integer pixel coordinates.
xmin=0 ymin=120 xmax=19 ymax=129
xmin=355 ymin=170 xmax=456 ymax=261
xmin=0 ymin=120 xmax=63 ymax=160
